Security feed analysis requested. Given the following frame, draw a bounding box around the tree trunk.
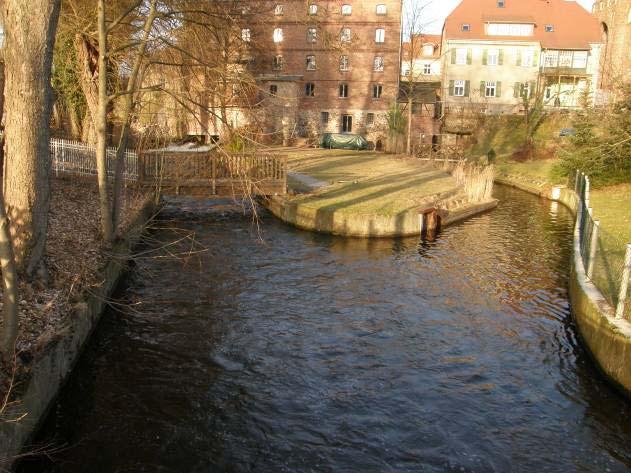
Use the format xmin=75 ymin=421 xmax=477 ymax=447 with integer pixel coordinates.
xmin=96 ymin=0 xmax=113 ymax=242
xmin=406 ymin=95 xmax=413 ymax=156
xmin=2 ymin=0 xmax=61 ymax=275
xmin=111 ymin=0 xmax=158 ymax=232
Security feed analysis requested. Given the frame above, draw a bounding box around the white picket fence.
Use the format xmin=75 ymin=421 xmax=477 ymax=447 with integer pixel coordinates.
xmin=49 ymin=138 xmax=138 ymax=181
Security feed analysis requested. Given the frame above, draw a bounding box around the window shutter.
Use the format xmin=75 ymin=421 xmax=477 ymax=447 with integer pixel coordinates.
xmin=533 ymin=51 xmax=539 ymax=67
xmin=530 ymin=81 xmax=536 ymax=97
xmin=514 ymin=82 xmax=520 ymax=98
xmin=464 ymin=80 xmax=470 ymax=97
xmin=466 ymin=48 xmax=472 ymax=65
xmin=516 ymin=52 xmax=522 ymax=67
xmin=499 ymin=49 xmax=504 ymax=65
xmin=451 ymin=49 xmax=456 ymax=65
xmin=482 ymin=49 xmax=488 ymax=66
xmin=480 ymin=81 xmax=486 ymax=97
xmin=496 ymin=81 xmax=502 ymax=97
xmin=449 ymin=80 xmax=455 ymax=96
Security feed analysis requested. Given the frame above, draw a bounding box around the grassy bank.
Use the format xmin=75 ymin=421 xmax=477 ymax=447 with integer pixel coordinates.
xmin=286 ymin=149 xmax=459 ymax=216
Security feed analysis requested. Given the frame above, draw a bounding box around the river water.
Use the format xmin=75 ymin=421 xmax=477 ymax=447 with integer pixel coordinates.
xmin=19 ymin=186 xmax=631 ymax=472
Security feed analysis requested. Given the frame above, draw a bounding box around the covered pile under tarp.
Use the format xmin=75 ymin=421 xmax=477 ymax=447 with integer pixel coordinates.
xmin=320 ymin=133 xmax=369 ymax=150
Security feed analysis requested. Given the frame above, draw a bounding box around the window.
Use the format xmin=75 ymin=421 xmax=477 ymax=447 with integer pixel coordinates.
xmin=372 ymin=84 xmax=383 ymax=99
xmin=305 ymin=82 xmax=315 ymax=96
xmin=497 ymin=0 xmax=505 ymax=6
xmin=274 ymin=4 xmax=284 ymax=15
xmin=423 ymin=44 xmax=434 ymax=56
xmin=521 ymin=82 xmax=531 ymax=98
xmin=455 ymin=48 xmax=467 ymax=65
xmin=376 ymin=4 xmax=387 ymax=14
xmin=545 ymin=24 xmax=554 ymax=32
xmin=321 ymin=111 xmax=329 ymax=124
xmin=423 ymin=63 xmax=431 ymax=74
xmin=454 ymin=80 xmax=465 ymax=97
xmin=341 ymin=4 xmax=352 ymax=15
xmin=366 ymin=113 xmax=375 ymax=125
xmin=339 ymin=83 xmax=349 ymax=98
xmin=521 ymin=49 xmax=534 ymax=67
xmin=308 ymin=4 xmax=318 ymax=14
xmin=485 ymin=81 xmax=497 ymax=98
xmin=339 ymin=55 xmax=350 ymax=71
xmin=461 ymin=23 xmax=470 ymax=32
xmin=374 ymin=56 xmax=384 ymax=71
xmin=273 ymin=28 xmax=283 ymax=43
xmin=559 ymin=50 xmax=573 ymax=67
xmin=342 ymin=115 xmax=353 ymax=132
xmin=241 ymin=28 xmax=251 ymax=42
xmin=232 ymin=83 xmax=240 ymax=97
xmin=487 ymin=48 xmax=499 ymax=66
xmin=544 ymin=50 xmax=558 ymax=67
xmin=488 ymin=23 xmax=533 ymax=36
xmin=572 ymin=51 xmax=588 ymax=69
xmin=375 ymin=28 xmax=385 ymax=43
xmin=270 ymin=84 xmax=278 ymax=96
xmin=307 ymin=27 xmax=317 ymax=43
xmin=272 ymin=55 xmax=283 ymax=70
xmin=341 ymin=27 xmax=351 ymax=42
xmin=306 ymin=55 xmax=316 ymax=70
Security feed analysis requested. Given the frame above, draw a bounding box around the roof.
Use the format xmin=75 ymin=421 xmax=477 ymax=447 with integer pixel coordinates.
xmin=443 ymin=0 xmax=602 ymax=50
xmin=402 ymin=34 xmax=442 ymax=59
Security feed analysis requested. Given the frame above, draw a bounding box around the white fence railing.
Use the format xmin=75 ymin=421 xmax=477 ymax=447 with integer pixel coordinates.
xmin=49 ymin=138 xmax=138 ymax=181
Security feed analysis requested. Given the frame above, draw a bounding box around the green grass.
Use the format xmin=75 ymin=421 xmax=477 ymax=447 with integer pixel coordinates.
xmin=590 ymin=184 xmax=631 ymax=245
xmin=285 ymin=149 xmax=458 ymax=215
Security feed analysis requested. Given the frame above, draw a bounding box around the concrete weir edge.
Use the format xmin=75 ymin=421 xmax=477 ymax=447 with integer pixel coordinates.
xmin=497 ymin=174 xmax=631 ymax=398
xmin=263 ymin=195 xmax=498 ymax=238
xmin=0 ymin=198 xmax=159 ymax=469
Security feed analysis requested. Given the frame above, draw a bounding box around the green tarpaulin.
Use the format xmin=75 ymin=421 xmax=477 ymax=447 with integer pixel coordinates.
xmin=321 ymin=133 xmax=369 ymax=150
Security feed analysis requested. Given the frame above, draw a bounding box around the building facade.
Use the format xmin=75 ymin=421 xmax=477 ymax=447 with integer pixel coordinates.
xmin=251 ymin=0 xmax=402 ymax=145
xmin=441 ymin=0 xmax=602 ymax=133
xmin=593 ymin=0 xmax=631 ymax=91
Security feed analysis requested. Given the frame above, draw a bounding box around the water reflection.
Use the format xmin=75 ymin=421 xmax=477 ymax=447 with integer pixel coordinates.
xmin=18 ymin=186 xmax=631 ymax=473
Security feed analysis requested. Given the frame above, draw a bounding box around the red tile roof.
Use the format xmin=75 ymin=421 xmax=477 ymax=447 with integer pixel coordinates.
xmin=402 ymin=34 xmax=442 ymax=58
xmin=444 ymin=0 xmax=602 ymax=50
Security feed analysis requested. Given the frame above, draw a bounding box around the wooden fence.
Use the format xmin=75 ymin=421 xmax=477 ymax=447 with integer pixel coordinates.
xmin=138 ymin=151 xmax=287 ymax=197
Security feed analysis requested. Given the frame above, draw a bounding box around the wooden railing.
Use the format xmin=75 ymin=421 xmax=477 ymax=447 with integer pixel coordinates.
xmin=138 ymin=151 xmax=287 ymax=197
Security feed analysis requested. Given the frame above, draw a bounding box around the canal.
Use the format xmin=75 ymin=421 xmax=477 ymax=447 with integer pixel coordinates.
xmin=19 ymin=186 xmax=631 ymax=472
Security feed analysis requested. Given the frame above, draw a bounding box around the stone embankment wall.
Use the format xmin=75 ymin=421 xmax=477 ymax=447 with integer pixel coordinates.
xmin=0 ymin=199 xmax=158 ymax=468
xmin=497 ymin=174 xmax=631 ymax=398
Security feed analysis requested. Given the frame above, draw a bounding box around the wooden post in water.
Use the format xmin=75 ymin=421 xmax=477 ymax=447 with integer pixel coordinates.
xmin=615 ymin=244 xmax=631 ymax=319
xmin=587 ymin=219 xmax=599 ymax=280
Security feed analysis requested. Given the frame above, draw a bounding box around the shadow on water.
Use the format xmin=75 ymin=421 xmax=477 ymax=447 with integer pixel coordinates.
xmin=17 ymin=185 xmax=631 ymax=473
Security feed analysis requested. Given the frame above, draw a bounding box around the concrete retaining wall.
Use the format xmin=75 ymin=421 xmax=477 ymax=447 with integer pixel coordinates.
xmin=264 ymin=196 xmax=498 ymax=238
xmin=498 ymin=174 xmax=631 ymax=398
xmin=0 ymin=199 xmax=158 ymax=469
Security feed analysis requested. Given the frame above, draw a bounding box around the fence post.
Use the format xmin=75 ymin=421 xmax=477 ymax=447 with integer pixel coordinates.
xmin=584 ymin=176 xmax=590 ymax=209
xmin=587 ymin=219 xmax=600 ymax=280
xmin=615 ymin=244 xmax=631 ymax=319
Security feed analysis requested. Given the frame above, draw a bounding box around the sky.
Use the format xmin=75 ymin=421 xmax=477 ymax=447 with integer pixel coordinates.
xmin=419 ymin=0 xmax=596 ymax=34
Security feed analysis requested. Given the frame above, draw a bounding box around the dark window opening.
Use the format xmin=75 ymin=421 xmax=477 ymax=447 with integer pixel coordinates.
xmin=305 ymin=82 xmax=315 ymax=96
xmin=366 ymin=113 xmax=375 ymax=125
xmin=321 ymin=111 xmax=329 ymax=124
xmin=339 ymin=83 xmax=349 ymax=98
xmin=270 ymin=85 xmax=278 ymax=96
xmin=373 ymin=84 xmax=383 ymax=99
xmin=342 ymin=114 xmax=353 ymax=132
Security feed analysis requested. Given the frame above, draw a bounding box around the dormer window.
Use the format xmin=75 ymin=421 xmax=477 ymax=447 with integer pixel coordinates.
xmin=423 ymin=44 xmax=434 ymax=56
xmin=497 ymin=0 xmax=505 ymax=6
xmin=274 ymin=4 xmax=284 ymax=15
xmin=461 ymin=23 xmax=470 ymax=32
xmin=545 ymin=24 xmax=554 ymax=32
xmin=308 ymin=4 xmax=318 ymax=15
xmin=341 ymin=4 xmax=352 ymax=15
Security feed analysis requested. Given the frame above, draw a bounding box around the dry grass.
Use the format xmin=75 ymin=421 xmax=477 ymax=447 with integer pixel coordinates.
xmin=285 ymin=149 xmax=459 ymax=215
xmin=590 ymin=183 xmax=631 ymax=245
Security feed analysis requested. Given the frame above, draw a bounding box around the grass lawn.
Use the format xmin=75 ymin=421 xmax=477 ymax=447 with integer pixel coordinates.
xmin=495 ymin=155 xmax=565 ymax=184
xmin=591 ymin=184 xmax=631 ymax=245
xmin=284 ymin=149 xmax=458 ymax=216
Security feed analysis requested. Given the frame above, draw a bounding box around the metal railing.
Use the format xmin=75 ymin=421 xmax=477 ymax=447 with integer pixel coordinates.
xmin=574 ymin=170 xmax=631 ymax=320
xmin=49 ymin=138 xmax=138 ymax=181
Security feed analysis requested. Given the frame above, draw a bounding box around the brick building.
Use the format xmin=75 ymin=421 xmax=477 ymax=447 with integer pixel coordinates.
xmin=593 ymin=0 xmax=631 ymax=92
xmin=250 ymin=0 xmax=403 ymax=145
